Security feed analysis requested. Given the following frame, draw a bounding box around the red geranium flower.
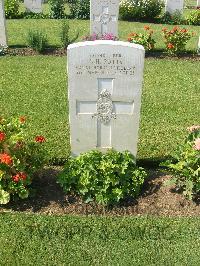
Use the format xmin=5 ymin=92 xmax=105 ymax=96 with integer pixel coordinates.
xmin=12 ymin=172 xmax=27 ymax=183
xmin=19 ymin=116 xmax=26 ymax=124
xmin=0 ymin=153 xmax=13 ymax=165
xmin=35 ymin=135 xmax=46 ymax=143
xmin=181 ymin=28 xmax=187 ymax=33
xmin=162 ymin=27 xmax=167 ymax=32
xmin=144 ymin=26 xmax=150 ymax=31
xmin=0 ymin=131 xmax=6 ymax=142
xmin=167 ymin=43 xmax=174 ymax=49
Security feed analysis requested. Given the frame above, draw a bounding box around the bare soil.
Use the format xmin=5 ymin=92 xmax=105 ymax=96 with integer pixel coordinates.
xmin=6 ymin=48 xmax=200 ymax=60
xmin=1 ymin=168 xmax=200 ymax=217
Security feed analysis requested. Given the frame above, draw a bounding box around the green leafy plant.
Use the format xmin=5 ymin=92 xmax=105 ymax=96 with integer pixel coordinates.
xmin=162 ymin=26 xmax=193 ymax=55
xmin=27 ymin=30 xmax=48 ymax=53
xmin=23 ymin=12 xmax=48 ymax=19
xmin=119 ymin=0 xmax=163 ymax=21
xmin=127 ymin=25 xmax=156 ymax=50
xmin=162 ymin=126 xmax=200 ymax=200
xmin=0 ymin=45 xmax=7 ymax=56
xmin=4 ymin=0 xmax=19 ymax=19
xmin=60 ymin=20 xmax=79 ymax=49
xmin=69 ymin=0 xmax=90 ymax=19
xmin=49 ymin=0 xmax=65 ymax=19
xmin=161 ymin=11 xmax=184 ymax=25
xmin=0 ymin=116 xmax=47 ymax=204
xmin=57 ymin=150 xmax=147 ymax=205
xmin=186 ymin=10 xmax=200 ymax=26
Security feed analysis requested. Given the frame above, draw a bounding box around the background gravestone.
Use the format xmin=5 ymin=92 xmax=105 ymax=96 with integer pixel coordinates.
xmin=24 ymin=0 xmax=42 ymax=13
xmin=67 ymin=41 xmax=145 ymax=157
xmin=197 ymin=0 xmax=200 ymax=7
xmin=0 ymin=0 xmax=7 ymax=46
xmin=90 ymin=0 xmax=120 ymax=36
xmin=165 ymin=0 xmax=184 ymax=14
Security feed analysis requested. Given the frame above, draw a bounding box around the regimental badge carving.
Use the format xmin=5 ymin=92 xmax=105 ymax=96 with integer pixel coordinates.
xmin=100 ymin=13 xmax=111 ymax=24
xmin=93 ymin=89 xmax=116 ymax=124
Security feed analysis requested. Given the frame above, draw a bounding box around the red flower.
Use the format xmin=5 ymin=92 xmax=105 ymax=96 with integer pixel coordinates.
xmin=144 ymin=26 xmax=150 ymax=31
xmin=0 ymin=153 xmax=13 ymax=165
xmin=173 ymin=26 xmax=179 ymax=32
xmin=167 ymin=43 xmax=174 ymax=49
xmin=181 ymin=28 xmax=187 ymax=33
xmin=12 ymin=174 xmax=20 ymax=183
xmin=12 ymin=172 xmax=27 ymax=183
xmin=127 ymin=37 xmax=132 ymax=42
xmin=35 ymin=135 xmax=46 ymax=143
xmin=162 ymin=27 xmax=167 ymax=32
xmin=0 ymin=131 xmax=6 ymax=142
xmin=19 ymin=116 xmax=26 ymax=124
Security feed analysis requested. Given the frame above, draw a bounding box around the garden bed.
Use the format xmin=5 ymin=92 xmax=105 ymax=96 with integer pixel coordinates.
xmin=1 ymin=168 xmax=200 ymax=217
xmin=5 ymin=47 xmax=200 ymax=59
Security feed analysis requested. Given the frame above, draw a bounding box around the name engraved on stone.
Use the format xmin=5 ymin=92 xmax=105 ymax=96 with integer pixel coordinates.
xmin=75 ymin=53 xmax=135 ymax=76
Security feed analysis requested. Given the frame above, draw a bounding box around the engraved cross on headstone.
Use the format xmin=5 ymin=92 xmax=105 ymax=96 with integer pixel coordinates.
xmin=77 ymin=78 xmax=134 ymax=149
xmin=90 ymin=0 xmax=120 ymax=36
xmin=93 ymin=6 xmax=117 ymax=35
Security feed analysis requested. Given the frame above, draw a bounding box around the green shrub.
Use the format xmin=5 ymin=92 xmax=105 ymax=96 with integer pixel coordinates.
xmin=0 ymin=116 xmax=47 ymax=204
xmin=186 ymin=10 xmax=200 ymax=26
xmin=119 ymin=0 xmax=143 ymax=21
xmin=142 ymin=0 xmax=164 ymax=20
xmin=161 ymin=11 xmax=184 ymax=25
xmin=162 ymin=26 xmax=193 ymax=55
xmin=60 ymin=20 xmax=79 ymax=49
xmin=69 ymin=0 xmax=90 ymax=19
xmin=127 ymin=25 xmax=156 ymax=50
xmin=27 ymin=30 xmax=48 ymax=53
xmin=49 ymin=0 xmax=65 ymax=19
xmin=23 ymin=12 xmax=48 ymax=19
xmin=57 ymin=150 xmax=147 ymax=205
xmin=162 ymin=126 xmax=200 ymax=200
xmin=119 ymin=0 xmax=163 ymax=21
xmin=4 ymin=0 xmax=19 ymax=19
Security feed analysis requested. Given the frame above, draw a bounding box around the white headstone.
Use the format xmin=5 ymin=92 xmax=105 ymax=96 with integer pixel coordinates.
xmin=0 ymin=0 xmax=7 ymax=46
xmin=24 ymin=0 xmax=42 ymax=13
xmin=198 ymin=36 xmax=200 ymax=55
xmin=67 ymin=41 xmax=145 ymax=157
xmin=90 ymin=0 xmax=120 ymax=36
xmin=165 ymin=0 xmax=184 ymax=14
xmin=197 ymin=0 xmax=200 ymax=7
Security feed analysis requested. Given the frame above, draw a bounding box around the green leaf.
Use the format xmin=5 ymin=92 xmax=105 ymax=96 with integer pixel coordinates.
xmin=0 ymin=189 xmax=10 ymax=204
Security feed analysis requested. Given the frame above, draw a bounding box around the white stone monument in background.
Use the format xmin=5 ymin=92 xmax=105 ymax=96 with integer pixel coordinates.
xmin=197 ymin=36 xmax=200 ymax=55
xmin=197 ymin=0 xmax=200 ymax=7
xmin=165 ymin=0 xmax=184 ymax=14
xmin=67 ymin=41 xmax=145 ymax=157
xmin=24 ymin=0 xmax=42 ymax=13
xmin=90 ymin=0 xmax=120 ymax=36
xmin=0 ymin=0 xmax=7 ymax=46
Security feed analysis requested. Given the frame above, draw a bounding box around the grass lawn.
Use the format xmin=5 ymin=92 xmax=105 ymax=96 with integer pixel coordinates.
xmin=1 ymin=213 xmax=200 ymax=265
xmin=0 ymin=56 xmax=199 ymax=163
xmin=7 ymin=19 xmax=200 ymax=52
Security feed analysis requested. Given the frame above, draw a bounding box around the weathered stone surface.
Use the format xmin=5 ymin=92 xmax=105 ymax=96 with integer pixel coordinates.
xmin=0 ymin=0 xmax=7 ymax=46
xmin=165 ymin=0 xmax=184 ymax=14
xmin=24 ymin=0 xmax=42 ymax=13
xmin=90 ymin=0 xmax=120 ymax=36
xmin=67 ymin=41 xmax=145 ymax=157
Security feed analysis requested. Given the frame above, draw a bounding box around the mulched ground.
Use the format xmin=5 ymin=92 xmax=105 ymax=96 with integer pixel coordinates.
xmin=6 ymin=48 xmax=200 ymax=60
xmin=1 ymin=167 xmax=200 ymax=217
